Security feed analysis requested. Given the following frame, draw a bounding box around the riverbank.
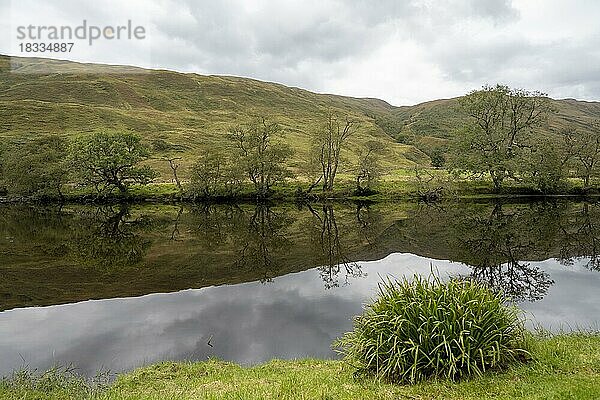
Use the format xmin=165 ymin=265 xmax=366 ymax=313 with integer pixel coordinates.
xmin=1 ymin=178 xmax=600 ymax=205
xmin=1 ymin=333 xmax=598 ymax=399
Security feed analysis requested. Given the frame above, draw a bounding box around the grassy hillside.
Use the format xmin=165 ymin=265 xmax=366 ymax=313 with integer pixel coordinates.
xmin=0 ymin=55 xmax=427 ymax=180
xmin=1 ymin=55 xmax=599 ymax=181
xmin=382 ymin=97 xmax=600 ymax=157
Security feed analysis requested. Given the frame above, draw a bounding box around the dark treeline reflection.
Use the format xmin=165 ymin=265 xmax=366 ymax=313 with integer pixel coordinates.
xmin=449 ymin=203 xmax=555 ymax=302
xmin=1 ymin=200 xmax=599 ymax=310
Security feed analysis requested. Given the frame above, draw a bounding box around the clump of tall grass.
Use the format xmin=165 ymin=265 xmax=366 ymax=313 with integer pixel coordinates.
xmin=335 ymin=275 xmax=530 ymax=383
xmin=0 ymin=365 xmax=109 ymax=398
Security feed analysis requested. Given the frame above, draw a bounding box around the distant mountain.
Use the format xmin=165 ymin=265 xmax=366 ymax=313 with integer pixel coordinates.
xmin=1 ymin=55 xmax=598 ymax=178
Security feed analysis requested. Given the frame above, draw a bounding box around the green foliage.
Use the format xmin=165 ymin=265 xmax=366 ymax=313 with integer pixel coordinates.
xmin=69 ymin=132 xmax=158 ymax=194
xmin=373 ymin=114 xmax=405 ymax=139
xmin=450 ymin=84 xmax=550 ymax=190
xmin=335 ymin=275 xmax=529 ymax=383
xmin=228 ymin=118 xmax=293 ymax=198
xmin=559 ymin=124 xmax=600 ymax=187
xmin=151 ymin=138 xmax=173 ymax=152
xmin=189 ymin=148 xmax=244 ymax=198
xmin=356 ymin=140 xmax=385 ymax=192
xmin=430 ymin=148 xmax=446 ymax=168
xmin=1 ymin=136 xmax=69 ymax=198
xmin=523 ymin=138 xmax=569 ymax=193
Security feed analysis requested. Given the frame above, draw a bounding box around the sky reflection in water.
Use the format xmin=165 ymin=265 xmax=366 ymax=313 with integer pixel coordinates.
xmin=1 ymin=253 xmax=599 ymax=377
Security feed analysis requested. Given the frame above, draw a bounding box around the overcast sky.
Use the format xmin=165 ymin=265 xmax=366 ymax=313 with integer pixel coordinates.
xmin=1 ymin=0 xmax=599 ymax=105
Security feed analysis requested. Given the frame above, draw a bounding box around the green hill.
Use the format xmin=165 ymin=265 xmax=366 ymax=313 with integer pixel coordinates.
xmin=1 ymin=55 xmax=599 ymax=180
xmin=0 ymin=55 xmax=425 ymax=180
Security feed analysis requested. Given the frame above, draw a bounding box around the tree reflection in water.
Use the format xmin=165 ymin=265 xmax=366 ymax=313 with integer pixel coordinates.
xmin=232 ymin=205 xmax=292 ymax=283
xmin=559 ymin=202 xmax=600 ymax=272
xmin=449 ymin=203 xmax=554 ymax=302
xmin=71 ymin=205 xmax=156 ymax=270
xmin=2 ymin=199 xmax=600 ymax=311
xmin=306 ymin=203 xmax=364 ymax=289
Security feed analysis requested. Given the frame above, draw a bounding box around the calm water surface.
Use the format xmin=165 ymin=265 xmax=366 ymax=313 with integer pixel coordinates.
xmin=0 ymin=200 xmax=599 ymax=377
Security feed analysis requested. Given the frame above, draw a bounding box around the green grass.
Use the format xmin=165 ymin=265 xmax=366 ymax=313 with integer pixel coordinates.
xmin=1 ymin=334 xmax=598 ymax=399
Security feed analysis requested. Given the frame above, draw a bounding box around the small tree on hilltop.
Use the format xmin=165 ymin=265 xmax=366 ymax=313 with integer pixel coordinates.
xmin=70 ymin=132 xmax=157 ymax=194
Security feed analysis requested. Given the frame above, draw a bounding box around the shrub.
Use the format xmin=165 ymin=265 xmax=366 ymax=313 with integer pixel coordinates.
xmin=2 ymin=136 xmax=69 ymax=198
xmin=335 ymin=275 xmax=530 ymax=383
xmin=189 ymin=149 xmax=244 ymax=199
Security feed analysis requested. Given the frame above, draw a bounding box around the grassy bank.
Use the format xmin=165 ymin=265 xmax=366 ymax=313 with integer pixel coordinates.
xmin=1 ymin=176 xmax=599 ymax=205
xmin=2 ymin=333 xmax=599 ymax=399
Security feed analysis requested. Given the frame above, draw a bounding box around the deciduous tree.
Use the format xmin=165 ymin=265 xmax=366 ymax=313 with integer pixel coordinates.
xmin=356 ymin=140 xmax=385 ymax=193
xmin=70 ymin=132 xmax=157 ymax=194
xmin=228 ymin=118 xmax=292 ymax=198
xmin=2 ymin=136 xmax=69 ymax=198
xmin=451 ymin=85 xmax=551 ymax=190
xmin=310 ymin=113 xmax=358 ymax=192
xmin=559 ymin=123 xmax=600 ymax=187
xmin=189 ymin=148 xmax=244 ymax=198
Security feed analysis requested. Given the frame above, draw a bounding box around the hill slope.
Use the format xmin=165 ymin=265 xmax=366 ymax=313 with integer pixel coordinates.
xmin=384 ymin=96 xmax=600 ymax=156
xmin=1 ymin=55 xmax=599 ymax=180
xmin=0 ymin=56 xmax=426 ymax=179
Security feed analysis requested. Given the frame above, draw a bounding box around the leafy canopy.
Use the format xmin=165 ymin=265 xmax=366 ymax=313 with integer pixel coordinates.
xmin=450 ymin=84 xmax=550 ymax=190
xmin=70 ymin=132 xmax=157 ymax=194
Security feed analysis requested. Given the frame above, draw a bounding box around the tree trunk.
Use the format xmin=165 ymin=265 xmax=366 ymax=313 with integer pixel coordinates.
xmin=115 ymin=181 xmax=127 ymax=193
xmin=490 ymin=170 xmax=504 ymax=191
xmin=307 ymin=175 xmax=322 ymax=194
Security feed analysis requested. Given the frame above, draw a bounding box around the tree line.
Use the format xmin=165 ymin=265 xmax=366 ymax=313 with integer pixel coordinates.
xmin=0 ymin=113 xmax=385 ymax=200
xmin=1 ymin=84 xmax=599 ymax=200
xmin=0 ymin=132 xmax=157 ymax=199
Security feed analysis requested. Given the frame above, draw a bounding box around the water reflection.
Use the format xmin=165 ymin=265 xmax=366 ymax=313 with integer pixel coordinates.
xmin=305 ymin=204 xmax=364 ymax=288
xmin=0 ymin=254 xmax=598 ymax=378
xmin=232 ymin=205 xmax=294 ymax=283
xmin=449 ymin=202 xmax=554 ymax=302
xmin=558 ymin=202 xmax=600 ymax=271
xmin=71 ymin=205 xmax=158 ymax=270
xmin=1 ymin=200 xmax=600 ymax=376
xmin=2 ymin=200 xmax=600 ymax=311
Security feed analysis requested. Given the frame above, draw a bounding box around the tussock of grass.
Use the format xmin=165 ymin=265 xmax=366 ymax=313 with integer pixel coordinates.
xmin=335 ymin=276 xmax=530 ymax=383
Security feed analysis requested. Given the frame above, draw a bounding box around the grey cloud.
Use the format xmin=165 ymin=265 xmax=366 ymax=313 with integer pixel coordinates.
xmin=2 ymin=0 xmax=599 ymax=104
xmin=147 ymin=0 xmax=523 ymax=97
xmin=465 ymin=0 xmax=519 ymax=23
xmin=150 ymin=0 xmax=391 ymax=84
xmin=430 ymin=34 xmax=600 ymax=98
